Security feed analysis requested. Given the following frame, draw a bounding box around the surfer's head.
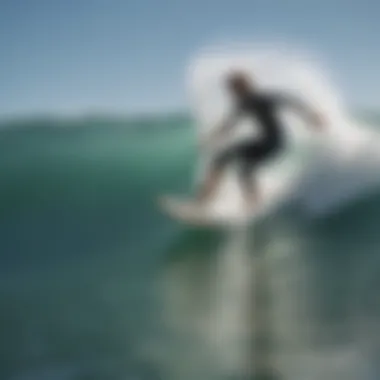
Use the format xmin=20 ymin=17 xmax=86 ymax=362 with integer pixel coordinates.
xmin=226 ymin=71 xmax=254 ymax=97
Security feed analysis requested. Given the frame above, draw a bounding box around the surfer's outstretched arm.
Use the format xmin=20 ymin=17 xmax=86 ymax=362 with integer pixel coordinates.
xmin=202 ymin=111 xmax=240 ymax=147
xmin=216 ymin=112 xmax=240 ymax=137
xmin=275 ymin=93 xmax=326 ymax=130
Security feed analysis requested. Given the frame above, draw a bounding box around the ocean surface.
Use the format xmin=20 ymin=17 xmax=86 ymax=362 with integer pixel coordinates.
xmin=0 ymin=113 xmax=380 ymax=380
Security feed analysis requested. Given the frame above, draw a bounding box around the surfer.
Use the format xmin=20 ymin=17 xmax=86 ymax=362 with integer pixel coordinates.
xmin=196 ymin=71 xmax=326 ymax=209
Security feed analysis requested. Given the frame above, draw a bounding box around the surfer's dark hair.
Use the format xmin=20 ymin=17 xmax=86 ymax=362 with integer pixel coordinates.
xmin=226 ymin=71 xmax=252 ymax=88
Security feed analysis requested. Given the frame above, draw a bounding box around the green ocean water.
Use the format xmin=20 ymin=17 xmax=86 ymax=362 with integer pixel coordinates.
xmin=0 ymin=114 xmax=380 ymax=379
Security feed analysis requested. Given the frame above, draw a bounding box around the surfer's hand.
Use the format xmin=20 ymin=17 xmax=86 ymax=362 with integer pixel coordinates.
xmin=310 ymin=112 xmax=326 ymax=130
xmin=199 ymin=133 xmax=214 ymax=151
xmin=199 ymin=130 xmax=221 ymax=150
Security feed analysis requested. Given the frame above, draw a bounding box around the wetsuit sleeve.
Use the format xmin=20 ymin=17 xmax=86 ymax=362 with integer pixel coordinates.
xmin=269 ymin=92 xmax=324 ymax=128
xmin=270 ymin=93 xmax=312 ymax=114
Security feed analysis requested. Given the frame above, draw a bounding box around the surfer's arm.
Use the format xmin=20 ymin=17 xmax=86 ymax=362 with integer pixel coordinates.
xmin=201 ymin=110 xmax=240 ymax=147
xmin=274 ymin=93 xmax=326 ymax=130
xmin=215 ymin=111 xmax=240 ymax=137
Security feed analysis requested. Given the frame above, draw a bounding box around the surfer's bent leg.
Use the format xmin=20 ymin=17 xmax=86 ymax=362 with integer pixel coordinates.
xmin=196 ymin=146 xmax=236 ymax=204
xmin=238 ymin=141 xmax=278 ymax=209
xmin=239 ymin=160 xmax=259 ymax=208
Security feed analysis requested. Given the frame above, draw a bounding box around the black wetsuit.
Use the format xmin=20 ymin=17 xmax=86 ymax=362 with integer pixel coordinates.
xmin=214 ymin=92 xmax=295 ymax=177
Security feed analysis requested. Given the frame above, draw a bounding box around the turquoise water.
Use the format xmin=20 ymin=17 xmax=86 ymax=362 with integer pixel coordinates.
xmin=0 ymin=115 xmax=380 ymax=379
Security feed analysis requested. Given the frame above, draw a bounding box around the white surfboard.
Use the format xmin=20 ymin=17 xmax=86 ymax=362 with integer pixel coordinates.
xmin=158 ymin=196 xmax=254 ymax=226
xmin=158 ymin=168 xmax=294 ymax=227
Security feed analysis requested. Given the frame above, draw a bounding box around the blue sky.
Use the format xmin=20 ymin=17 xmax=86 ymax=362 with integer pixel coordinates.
xmin=1 ymin=0 xmax=379 ymax=116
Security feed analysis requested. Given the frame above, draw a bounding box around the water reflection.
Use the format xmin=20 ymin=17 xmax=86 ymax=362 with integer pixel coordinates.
xmin=156 ymin=219 xmax=380 ymax=380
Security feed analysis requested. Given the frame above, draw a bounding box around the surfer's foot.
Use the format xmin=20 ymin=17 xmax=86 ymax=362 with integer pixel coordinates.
xmin=194 ymin=198 xmax=211 ymax=210
xmin=195 ymin=189 xmax=214 ymax=206
xmin=195 ymin=168 xmax=224 ymax=204
xmin=243 ymin=196 xmax=258 ymax=211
